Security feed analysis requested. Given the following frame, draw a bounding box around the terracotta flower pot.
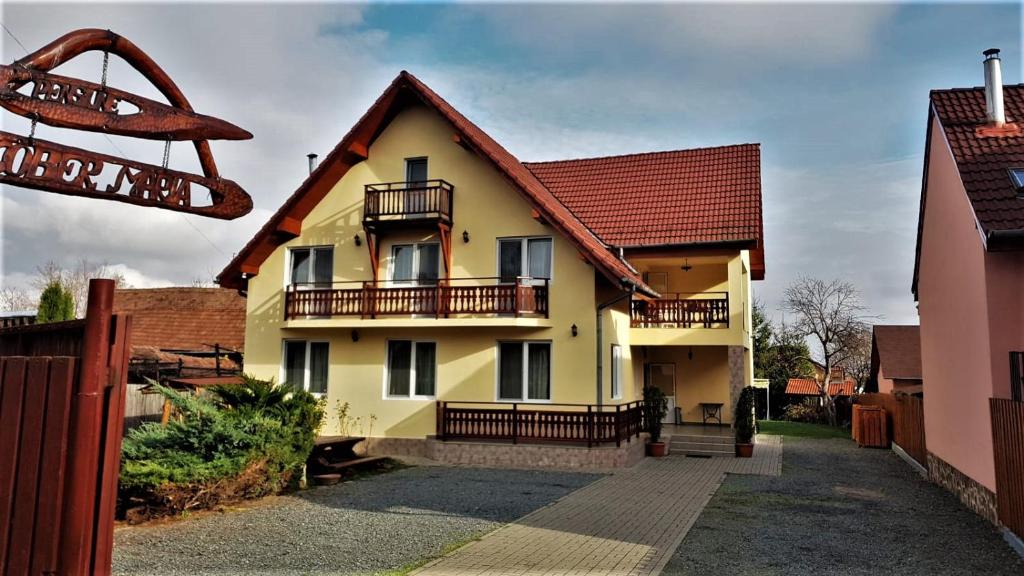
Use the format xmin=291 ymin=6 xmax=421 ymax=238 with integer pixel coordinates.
xmin=735 ymin=443 xmax=754 ymax=458
xmin=647 ymin=442 xmax=668 ymax=457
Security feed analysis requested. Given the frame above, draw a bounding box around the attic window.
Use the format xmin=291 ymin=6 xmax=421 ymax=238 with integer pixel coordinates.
xmin=1011 ymin=168 xmax=1024 ymax=191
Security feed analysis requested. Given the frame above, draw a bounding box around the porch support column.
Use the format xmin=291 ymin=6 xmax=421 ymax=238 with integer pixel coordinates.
xmin=728 ymin=345 xmax=746 ymax=427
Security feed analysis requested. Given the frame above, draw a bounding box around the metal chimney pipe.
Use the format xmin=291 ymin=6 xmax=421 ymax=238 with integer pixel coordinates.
xmin=307 ymin=153 xmax=318 ymax=174
xmin=984 ymin=48 xmax=1006 ymax=126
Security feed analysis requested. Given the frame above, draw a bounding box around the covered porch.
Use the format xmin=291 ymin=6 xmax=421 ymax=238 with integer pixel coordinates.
xmin=637 ymin=345 xmax=745 ymax=426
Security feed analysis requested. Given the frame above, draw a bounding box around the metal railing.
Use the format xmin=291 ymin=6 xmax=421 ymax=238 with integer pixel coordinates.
xmin=630 ymin=292 xmax=729 ymax=328
xmin=436 ymin=401 xmax=645 ymax=447
xmin=285 ymin=277 xmax=549 ymax=320
xmin=363 ymin=179 xmax=453 ymax=224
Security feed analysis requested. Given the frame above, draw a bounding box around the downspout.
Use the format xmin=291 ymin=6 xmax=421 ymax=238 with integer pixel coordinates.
xmin=596 ymin=279 xmax=636 ymax=406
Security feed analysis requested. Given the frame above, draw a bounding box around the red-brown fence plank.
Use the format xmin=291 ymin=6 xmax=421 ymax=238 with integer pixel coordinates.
xmin=992 ymin=398 xmax=1024 ymax=540
xmin=0 ymin=357 xmax=27 ymax=569
xmin=6 ymin=358 xmax=52 ymax=574
xmin=30 ymin=356 xmax=76 ymax=576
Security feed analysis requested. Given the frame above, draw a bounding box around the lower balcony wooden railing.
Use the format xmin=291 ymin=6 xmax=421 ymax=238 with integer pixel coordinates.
xmin=285 ymin=277 xmax=549 ymax=320
xmin=630 ymin=292 xmax=729 ymax=328
xmin=436 ymin=401 xmax=645 ymax=447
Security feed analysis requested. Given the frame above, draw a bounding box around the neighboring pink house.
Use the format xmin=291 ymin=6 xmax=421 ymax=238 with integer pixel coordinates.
xmin=868 ymin=325 xmax=922 ymax=396
xmin=914 ymin=49 xmax=1024 ymax=526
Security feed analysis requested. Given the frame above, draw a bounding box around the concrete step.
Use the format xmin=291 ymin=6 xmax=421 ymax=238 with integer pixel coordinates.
xmin=670 ymin=434 xmax=733 ymax=446
xmin=671 ymin=446 xmax=734 ymax=457
xmin=670 ymin=440 xmax=735 ymax=453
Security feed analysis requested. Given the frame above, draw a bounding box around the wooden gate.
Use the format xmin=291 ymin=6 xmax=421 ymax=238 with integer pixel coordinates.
xmin=855 ymin=393 xmax=927 ymax=466
xmin=0 ymin=279 xmax=131 ymax=575
xmin=992 ymin=398 xmax=1024 ymax=540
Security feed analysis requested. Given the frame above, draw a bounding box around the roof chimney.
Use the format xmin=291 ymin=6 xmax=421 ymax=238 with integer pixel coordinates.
xmin=984 ymin=48 xmax=1005 ymax=126
xmin=307 ymin=153 xmax=318 ymax=175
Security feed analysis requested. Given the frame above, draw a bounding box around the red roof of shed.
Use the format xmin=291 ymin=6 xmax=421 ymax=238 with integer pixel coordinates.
xmin=786 ymin=378 xmax=855 ymax=397
xmin=112 ymin=287 xmax=245 ymax=352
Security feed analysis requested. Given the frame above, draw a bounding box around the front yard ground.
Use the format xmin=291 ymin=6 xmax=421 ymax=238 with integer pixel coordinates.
xmin=113 ymin=466 xmax=601 ymax=576
xmin=757 ymin=419 xmax=850 ymax=439
xmin=663 ymin=422 xmax=1024 ymax=575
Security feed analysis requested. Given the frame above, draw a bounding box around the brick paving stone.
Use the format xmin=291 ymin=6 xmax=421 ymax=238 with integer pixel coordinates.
xmin=413 ymin=435 xmax=782 ymax=576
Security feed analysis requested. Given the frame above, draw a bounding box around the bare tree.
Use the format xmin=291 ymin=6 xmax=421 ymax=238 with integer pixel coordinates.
xmin=32 ymin=259 xmax=131 ymax=318
xmin=783 ymin=277 xmax=872 ymax=426
xmin=842 ymin=326 xmax=873 ymax=393
xmin=0 ymin=285 xmax=35 ymax=312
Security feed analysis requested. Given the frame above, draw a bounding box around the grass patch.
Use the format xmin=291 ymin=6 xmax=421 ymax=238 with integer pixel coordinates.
xmin=757 ymin=420 xmax=849 ymax=439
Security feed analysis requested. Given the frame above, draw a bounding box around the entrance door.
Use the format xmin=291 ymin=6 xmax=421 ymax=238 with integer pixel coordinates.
xmin=646 ymin=363 xmax=676 ymax=424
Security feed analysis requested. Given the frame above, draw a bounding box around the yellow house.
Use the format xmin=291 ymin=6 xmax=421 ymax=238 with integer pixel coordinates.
xmin=218 ymin=72 xmax=765 ymax=467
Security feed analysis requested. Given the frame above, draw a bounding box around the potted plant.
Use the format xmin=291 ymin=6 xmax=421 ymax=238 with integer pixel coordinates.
xmin=734 ymin=386 xmax=757 ymax=457
xmin=643 ymin=386 xmax=669 ymax=457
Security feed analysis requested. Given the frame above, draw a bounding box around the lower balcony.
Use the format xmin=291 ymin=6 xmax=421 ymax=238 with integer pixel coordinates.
xmin=436 ymin=401 xmax=645 ymax=447
xmin=285 ymin=277 xmax=549 ymax=321
xmin=630 ymin=292 xmax=729 ymax=328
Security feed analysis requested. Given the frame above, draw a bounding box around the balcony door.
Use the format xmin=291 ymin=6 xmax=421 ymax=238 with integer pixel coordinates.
xmin=646 ymin=363 xmax=677 ymax=424
xmin=391 ymin=243 xmax=439 ymax=315
xmin=405 ymin=157 xmax=429 ymax=215
xmin=290 ymin=246 xmax=333 ymax=289
xmin=498 ymin=237 xmax=552 ymax=286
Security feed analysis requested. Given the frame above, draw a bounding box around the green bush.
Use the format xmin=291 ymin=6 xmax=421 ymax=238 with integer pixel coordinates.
xmin=782 ymin=400 xmax=826 ymax=424
xmin=36 ymin=280 xmax=75 ymax=323
xmin=735 ymin=386 xmax=757 ymax=444
xmin=119 ymin=375 xmax=325 ymax=521
xmin=643 ymin=386 xmax=668 ymax=443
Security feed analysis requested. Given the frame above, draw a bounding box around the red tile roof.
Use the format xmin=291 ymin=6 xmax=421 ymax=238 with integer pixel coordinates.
xmin=871 ymin=325 xmax=922 ymax=381
xmin=218 ymin=72 xmax=765 ymax=290
xmin=113 ymin=288 xmax=245 ymax=352
xmin=915 ymin=84 xmax=1024 ymax=294
xmin=785 ymin=378 xmax=855 ymax=397
xmin=524 ymin=145 xmax=762 ymax=248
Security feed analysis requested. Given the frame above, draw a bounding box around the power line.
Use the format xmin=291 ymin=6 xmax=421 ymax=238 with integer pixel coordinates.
xmin=0 ymin=22 xmax=29 ymax=56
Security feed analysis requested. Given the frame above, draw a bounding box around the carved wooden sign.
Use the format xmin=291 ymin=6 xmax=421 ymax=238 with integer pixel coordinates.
xmin=0 ymin=28 xmax=253 ymax=219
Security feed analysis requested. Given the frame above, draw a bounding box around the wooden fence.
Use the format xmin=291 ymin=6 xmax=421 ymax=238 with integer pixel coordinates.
xmin=437 ymin=401 xmax=645 ymax=447
xmin=855 ymin=393 xmax=927 ymax=466
xmin=0 ymin=279 xmax=131 ymax=575
xmin=992 ymin=398 xmax=1024 ymax=540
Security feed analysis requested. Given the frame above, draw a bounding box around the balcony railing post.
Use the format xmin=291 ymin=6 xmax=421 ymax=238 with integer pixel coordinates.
xmin=587 ymin=405 xmax=593 ymax=448
xmin=512 ymin=403 xmax=518 ymax=444
xmin=615 ymin=404 xmax=622 ymax=447
xmin=544 ymin=278 xmax=550 ymax=318
xmin=437 ymin=401 xmax=446 ymax=441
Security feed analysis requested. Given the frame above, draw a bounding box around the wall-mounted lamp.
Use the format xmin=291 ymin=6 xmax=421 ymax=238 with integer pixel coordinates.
xmin=351 ymin=330 xmax=360 ymax=342
xmin=462 ymin=230 xmax=470 ymax=243
xmin=354 ymin=234 xmax=362 ymax=247
xmin=681 ymin=259 xmax=693 ymax=272
xmin=571 ymin=324 xmax=578 ymax=337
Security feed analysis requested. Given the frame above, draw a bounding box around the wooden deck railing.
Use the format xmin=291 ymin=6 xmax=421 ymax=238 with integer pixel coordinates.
xmin=364 ymin=179 xmax=453 ymax=224
xmin=630 ymin=292 xmax=729 ymax=328
xmin=436 ymin=401 xmax=645 ymax=447
xmin=285 ymin=278 xmax=549 ymax=320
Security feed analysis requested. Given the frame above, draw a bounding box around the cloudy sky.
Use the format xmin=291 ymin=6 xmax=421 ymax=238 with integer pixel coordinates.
xmin=0 ymin=2 xmax=1020 ymax=323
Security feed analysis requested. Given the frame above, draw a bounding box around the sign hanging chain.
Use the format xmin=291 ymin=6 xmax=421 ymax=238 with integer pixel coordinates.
xmin=100 ymin=50 xmax=109 ymax=89
xmin=28 ymin=114 xmax=38 ymax=144
xmin=162 ymin=139 xmax=171 ymax=168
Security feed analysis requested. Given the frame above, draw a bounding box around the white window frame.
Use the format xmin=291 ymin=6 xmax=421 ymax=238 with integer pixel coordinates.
xmin=280 ymin=339 xmax=329 ymax=396
xmin=383 ymin=339 xmax=437 ymax=400
xmin=285 ymin=245 xmax=334 ymax=289
xmin=388 ymin=242 xmax=441 ymax=286
xmin=496 ymin=236 xmax=553 ymax=286
xmin=495 ymin=340 xmax=552 ymax=403
xmin=611 ymin=344 xmax=623 ymax=400
xmin=405 ymin=157 xmax=428 ymax=184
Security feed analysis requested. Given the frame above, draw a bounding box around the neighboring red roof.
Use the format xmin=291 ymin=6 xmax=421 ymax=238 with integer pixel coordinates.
xmin=524 ymin=145 xmax=763 ymax=254
xmin=914 ymin=84 xmax=1024 ymax=295
xmin=113 ymin=288 xmax=245 ymax=351
xmin=786 ymin=378 xmax=855 ymax=397
xmin=871 ymin=325 xmax=922 ymax=381
xmin=218 ymin=71 xmax=765 ymax=290
xmin=217 ymin=72 xmax=657 ymax=296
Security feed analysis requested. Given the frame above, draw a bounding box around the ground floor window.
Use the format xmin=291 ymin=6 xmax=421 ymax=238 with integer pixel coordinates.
xmin=386 ymin=340 xmax=437 ymax=398
xmin=498 ymin=341 xmax=551 ymax=401
xmin=282 ymin=340 xmax=328 ymax=394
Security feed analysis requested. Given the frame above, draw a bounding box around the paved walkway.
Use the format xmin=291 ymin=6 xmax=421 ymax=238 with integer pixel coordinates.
xmin=413 ymin=435 xmax=781 ymax=576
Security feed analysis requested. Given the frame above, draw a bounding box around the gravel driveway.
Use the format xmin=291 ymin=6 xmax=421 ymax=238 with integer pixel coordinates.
xmin=114 ymin=465 xmax=602 ymax=575
xmin=662 ymin=436 xmax=1024 ymax=575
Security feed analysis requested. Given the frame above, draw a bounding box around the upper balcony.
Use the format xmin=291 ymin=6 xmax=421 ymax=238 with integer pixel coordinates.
xmin=284 ymin=277 xmax=549 ymax=323
xmin=363 ymin=179 xmax=453 ymax=229
xmin=630 ymin=292 xmax=729 ymax=329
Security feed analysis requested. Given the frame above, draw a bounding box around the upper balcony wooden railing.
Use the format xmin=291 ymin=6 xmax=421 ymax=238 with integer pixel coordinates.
xmin=437 ymin=401 xmax=646 ymax=447
xmin=630 ymin=292 xmax=729 ymax=328
xmin=363 ymin=179 xmax=453 ymax=226
xmin=285 ymin=277 xmax=549 ymax=320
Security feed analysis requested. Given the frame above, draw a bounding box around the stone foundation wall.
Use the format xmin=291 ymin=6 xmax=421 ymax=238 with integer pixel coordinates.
xmin=928 ymin=452 xmax=998 ymax=524
xmin=357 ymin=435 xmax=648 ymax=470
